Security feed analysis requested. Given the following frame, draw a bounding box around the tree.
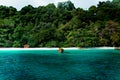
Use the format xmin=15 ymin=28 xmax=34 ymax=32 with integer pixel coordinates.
xmin=99 ymin=20 xmax=120 ymax=46
xmin=9 ymin=6 xmax=17 ymax=16
xmin=57 ymin=0 xmax=75 ymax=11
xmin=113 ymin=0 xmax=120 ymax=2
xmin=20 ymin=5 xmax=34 ymax=15
xmin=0 ymin=6 xmax=9 ymax=18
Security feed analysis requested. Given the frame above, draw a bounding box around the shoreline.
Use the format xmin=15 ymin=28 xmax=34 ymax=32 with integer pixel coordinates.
xmin=0 ymin=47 xmax=116 ymax=50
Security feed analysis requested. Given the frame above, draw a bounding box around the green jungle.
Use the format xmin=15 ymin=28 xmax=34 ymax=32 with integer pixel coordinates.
xmin=0 ymin=0 xmax=120 ymax=47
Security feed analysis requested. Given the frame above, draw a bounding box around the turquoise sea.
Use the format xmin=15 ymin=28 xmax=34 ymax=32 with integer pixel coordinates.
xmin=0 ymin=48 xmax=120 ymax=80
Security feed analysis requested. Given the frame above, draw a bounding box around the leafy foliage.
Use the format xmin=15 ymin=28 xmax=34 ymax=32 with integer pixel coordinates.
xmin=0 ymin=0 xmax=120 ymax=47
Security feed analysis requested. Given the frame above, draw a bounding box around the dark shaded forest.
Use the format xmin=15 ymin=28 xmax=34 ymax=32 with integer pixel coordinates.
xmin=0 ymin=0 xmax=120 ymax=47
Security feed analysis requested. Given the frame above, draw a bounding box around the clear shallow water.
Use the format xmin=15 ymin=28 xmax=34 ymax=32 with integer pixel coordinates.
xmin=0 ymin=49 xmax=120 ymax=80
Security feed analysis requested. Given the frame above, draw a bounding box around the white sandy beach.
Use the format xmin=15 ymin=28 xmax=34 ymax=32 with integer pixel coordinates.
xmin=0 ymin=47 xmax=115 ymax=50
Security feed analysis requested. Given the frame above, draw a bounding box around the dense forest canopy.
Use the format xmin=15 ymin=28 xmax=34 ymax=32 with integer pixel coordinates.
xmin=0 ymin=0 xmax=120 ymax=47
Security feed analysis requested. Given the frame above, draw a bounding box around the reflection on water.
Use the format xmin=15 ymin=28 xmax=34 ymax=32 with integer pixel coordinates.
xmin=0 ymin=49 xmax=120 ymax=80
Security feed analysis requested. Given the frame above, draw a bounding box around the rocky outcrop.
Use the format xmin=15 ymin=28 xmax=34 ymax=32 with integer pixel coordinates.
xmin=24 ymin=44 xmax=29 ymax=48
xmin=58 ymin=48 xmax=64 ymax=53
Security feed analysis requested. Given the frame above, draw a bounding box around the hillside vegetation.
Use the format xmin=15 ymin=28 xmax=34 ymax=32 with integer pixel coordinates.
xmin=0 ymin=0 xmax=120 ymax=47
